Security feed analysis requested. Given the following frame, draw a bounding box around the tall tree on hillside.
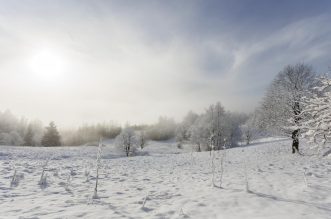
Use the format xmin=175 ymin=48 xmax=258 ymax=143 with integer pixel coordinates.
xmin=300 ymin=75 xmax=331 ymax=152
xmin=41 ymin=122 xmax=61 ymax=146
xmin=259 ymin=63 xmax=315 ymax=153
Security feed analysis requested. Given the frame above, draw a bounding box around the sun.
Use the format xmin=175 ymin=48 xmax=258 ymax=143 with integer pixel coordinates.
xmin=28 ymin=48 xmax=66 ymax=83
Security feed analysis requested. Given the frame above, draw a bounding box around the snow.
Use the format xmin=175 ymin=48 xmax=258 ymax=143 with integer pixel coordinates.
xmin=0 ymin=138 xmax=331 ymax=219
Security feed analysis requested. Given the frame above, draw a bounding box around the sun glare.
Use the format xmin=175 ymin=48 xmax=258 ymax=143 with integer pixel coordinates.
xmin=28 ymin=48 xmax=66 ymax=83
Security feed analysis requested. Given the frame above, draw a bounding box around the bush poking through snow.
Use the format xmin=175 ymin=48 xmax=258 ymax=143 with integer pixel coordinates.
xmin=93 ymin=138 xmax=103 ymax=199
xmin=219 ymin=145 xmax=226 ymax=188
xmin=179 ymin=208 xmax=189 ymax=218
xmin=211 ymin=139 xmax=227 ymax=188
xmin=39 ymin=171 xmax=47 ymax=188
xmin=84 ymin=167 xmax=90 ymax=182
xmin=243 ymin=151 xmax=250 ymax=192
xmin=141 ymin=192 xmax=149 ymax=209
xmin=10 ymin=169 xmax=18 ymax=187
xmin=39 ymin=160 xmax=49 ymax=188
xmin=65 ymin=173 xmax=71 ymax=192
xmin=53 ymin=169 xmax=59 ymax=177
xmin=303 ymin=168 xmax=309 ymax=188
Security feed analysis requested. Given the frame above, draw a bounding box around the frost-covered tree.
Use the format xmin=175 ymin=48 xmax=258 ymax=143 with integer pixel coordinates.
xmin=115 ymin=127 xmax=137 ymax=157
xmin=300 ymin=75 xmax=331 ymax=150
xmin=176 ymin=111 xmax=198 ymax=146
xmin=0 ymin=131 xmax=24 ymax=146
xmin=146 ymin=117 xmax=176 ymax=141
xmin=29 ymin=120 xmax=44 ymax=146
xmin=61 ymin=122 xmax=121 ymax=146
xmin=206 ymin=102 xmax=226 ymax=150
xmin=23 ymin=124 xmax=34 ymax=146
xmin=189 ymin=115 xmax=210 ymax=152
xmin=0 ymin=110 xmax=20 ymax=134
xmin=136 ymin=130 xmax=147 ymax=149
xmin=241 ymin=112 xmax=260 ymax=145
xmin=222 ymin=112 xmax=246 ymax=147
xmin=187 ymin=102 xmax=246 ymax=151
xmin=259 ymin=63 xmax=315 ymax=153
xmin=0 ymin=110 xmax=24 ymax=145
xmin=0 ymin=110 xmax=44 ymax=146
xmin=41 ymin=122 xmax=61 ymax=146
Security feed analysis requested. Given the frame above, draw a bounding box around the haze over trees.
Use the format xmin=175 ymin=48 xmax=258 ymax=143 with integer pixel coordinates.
xmin=41 ymin=122 xmax=61 ymax=146
xmin=1 ymin=62 xmax=331 ymax=153
xmin=61 ymin=122 xmax=122 ymax=146
xmin=0 ymin=110 xmax=43 ymax=146
xmin=175 ymin=102 xmax=247 ymax=152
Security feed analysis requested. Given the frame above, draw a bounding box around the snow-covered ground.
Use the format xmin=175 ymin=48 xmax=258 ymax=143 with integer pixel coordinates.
xmin=0 ymin=138 xmax=331 ymax=219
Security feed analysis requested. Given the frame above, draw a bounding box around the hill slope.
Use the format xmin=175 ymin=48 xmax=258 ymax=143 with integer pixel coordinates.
xmin=0 ymin=138 xmax=330 ymax=219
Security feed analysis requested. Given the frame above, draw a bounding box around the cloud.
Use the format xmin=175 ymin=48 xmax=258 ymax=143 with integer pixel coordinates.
xmin=0 ymin=0 xmax=330 ymax=127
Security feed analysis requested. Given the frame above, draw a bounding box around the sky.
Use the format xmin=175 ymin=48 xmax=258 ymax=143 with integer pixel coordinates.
xmin=0 ymin=0 xmax=331 ymax=127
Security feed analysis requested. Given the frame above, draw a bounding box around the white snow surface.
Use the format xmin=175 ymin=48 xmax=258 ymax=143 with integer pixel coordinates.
xmin=0 ymin=138 xmax=331 ymax=219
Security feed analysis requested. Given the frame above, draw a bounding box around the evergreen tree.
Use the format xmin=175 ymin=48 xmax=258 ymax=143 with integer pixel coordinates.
xmin=41 ymin=122 xmax=61 ymax=146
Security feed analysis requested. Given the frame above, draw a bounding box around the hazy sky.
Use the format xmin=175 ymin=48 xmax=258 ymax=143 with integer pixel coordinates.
xmin=1 ymin=0 xmax=331 ymax=127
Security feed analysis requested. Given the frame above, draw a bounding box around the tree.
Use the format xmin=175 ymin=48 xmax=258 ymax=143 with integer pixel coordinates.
xmin=222 ymin=112 xmax=247 ymax=147
xmin=41 ymin=122 xmax=61 ymax=146
xmin=115 ymin=127 xmax=137 ymax=157
xmin=187 ymin=102 xmax=246 ymax=151
xmin=29 ymin=120 xmax=43 ymax=146
xmin=300 ymin=75 xmax=331 ymax=151
xmin=189 ymin=115 xmax=210 ymax=152
xmin=146 ymin=117 xmax=176 ymax=141
xmin=0 ymin=131 xmax=23 ymax=146
xmin=24 ymin=124 xmax=34 ymax=146
xmin=259 ymin=63 xmax=315 ymax=153
xmin=175 ymin=111 xmax=199 ymax=144
xmin=136 ymin=130 xmax=147 ymax=149
xmin=206 ymin=102 xmax=226 ymax=150
xmin=241 ymin=112 xmax=260 ymax=145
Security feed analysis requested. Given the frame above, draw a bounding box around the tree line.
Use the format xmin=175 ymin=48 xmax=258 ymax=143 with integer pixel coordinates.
xmin=1 ymin=62 xmax=330 ymax=154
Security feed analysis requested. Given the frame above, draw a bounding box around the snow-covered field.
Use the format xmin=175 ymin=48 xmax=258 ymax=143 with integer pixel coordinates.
xmin=1 ymin=139 xmax=331 ymax=219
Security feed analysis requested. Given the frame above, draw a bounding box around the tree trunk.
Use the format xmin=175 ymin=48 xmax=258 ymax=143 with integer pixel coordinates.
xmin=292 ymin=101 xmax=301 ymax=154
xmin=246 ymin=133 xmax=250 ymax=145
xmin=292 ymin=129 xmax=299 ymax=153
xmin=126 ymin=145 xmax=130 ymax=157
